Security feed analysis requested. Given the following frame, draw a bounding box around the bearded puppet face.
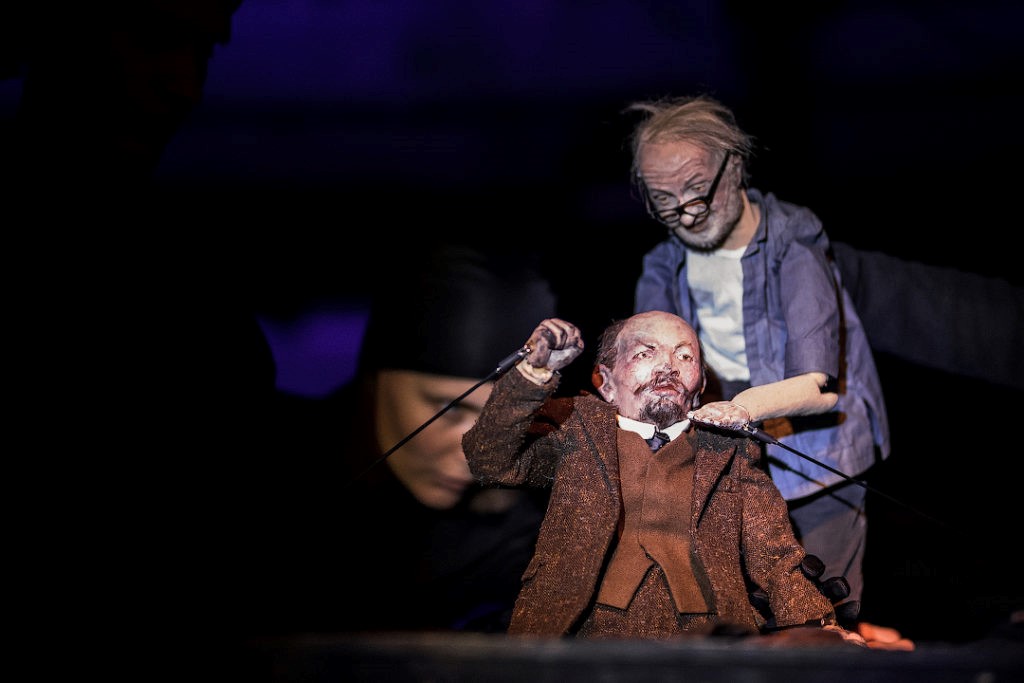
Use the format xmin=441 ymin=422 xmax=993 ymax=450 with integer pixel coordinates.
xmin=638 ymin=140 xmax=744 ymax=252
xmin=596 ymin=311 xmax=705 ymax=430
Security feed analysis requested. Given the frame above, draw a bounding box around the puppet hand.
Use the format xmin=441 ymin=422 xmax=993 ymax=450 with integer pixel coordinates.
xmin=750 ymin=554 xmax=860 ymax=630
xmin=524 ymin=318 xmax=584 ymax=372
xmin=797 ymin=556 xmax=914 ymax=650
xmin=687 ymin=401 xmax=751 ymax=432
xmin=798 ymin=554 xmax=861 ymax=627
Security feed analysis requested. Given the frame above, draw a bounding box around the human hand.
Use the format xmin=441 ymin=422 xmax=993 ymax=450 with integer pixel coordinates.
xmin=789 ymin=556 xmax=915 ymax=650
xmin=822 ymin=624 xmax=868 ymax=647
xmin=753 ymin=554 xmax=914 ymax=650
xmin=523 ymin=318 xmax=584 ymax=372
xmin=687 ymin=400 xmax=751 ymax=431
xmin=759 ymin=622 xmax=867 ymax=648
xmin=856 ymin=621 xmax=915 ymax=651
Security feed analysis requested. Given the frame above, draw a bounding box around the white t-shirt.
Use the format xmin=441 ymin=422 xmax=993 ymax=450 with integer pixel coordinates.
xmin=686 ymin=246 xmax=750 ymax=382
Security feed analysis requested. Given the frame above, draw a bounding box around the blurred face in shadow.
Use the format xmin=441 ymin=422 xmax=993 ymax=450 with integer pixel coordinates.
xmin=375 ymin=369 xmax=493 ymax=509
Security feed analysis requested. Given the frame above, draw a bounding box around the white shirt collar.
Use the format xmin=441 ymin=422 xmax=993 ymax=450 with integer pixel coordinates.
xmin=616 ymin=414 xmax=691 ymax=441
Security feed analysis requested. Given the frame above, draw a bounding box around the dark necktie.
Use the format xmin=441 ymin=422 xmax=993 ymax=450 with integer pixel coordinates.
xmin=646 ymin=431 xmax=670 ymax=452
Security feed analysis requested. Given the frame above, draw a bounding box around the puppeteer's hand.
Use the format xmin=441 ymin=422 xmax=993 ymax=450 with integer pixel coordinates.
xmin=523 ymin=318 xmax=584 ymax=373
xmin=822 ymin=624 xmax=869 ymax=647
xmin=687 ymin=401 xmax=751 ymax=431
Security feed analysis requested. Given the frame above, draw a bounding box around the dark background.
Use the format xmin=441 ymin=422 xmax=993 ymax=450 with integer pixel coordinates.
xmin=4 ymin=1 xmax=1021 ymax=645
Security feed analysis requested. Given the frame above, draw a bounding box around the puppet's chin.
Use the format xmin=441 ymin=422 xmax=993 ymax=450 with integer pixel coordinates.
xmin=640 ymin=398 xmax=686 ymax=430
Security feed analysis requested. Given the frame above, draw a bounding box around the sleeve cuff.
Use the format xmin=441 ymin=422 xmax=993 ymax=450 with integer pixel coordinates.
xmin=516 ymin=361 xmax=556 ymax=385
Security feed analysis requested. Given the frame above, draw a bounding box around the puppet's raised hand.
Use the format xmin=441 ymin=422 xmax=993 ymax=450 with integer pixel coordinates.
xmin=523 ymin=318 xmax=584 ymax=372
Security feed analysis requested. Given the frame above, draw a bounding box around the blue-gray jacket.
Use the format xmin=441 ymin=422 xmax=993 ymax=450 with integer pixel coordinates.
xmin=634 ymin=188 xmax=890 ymax=500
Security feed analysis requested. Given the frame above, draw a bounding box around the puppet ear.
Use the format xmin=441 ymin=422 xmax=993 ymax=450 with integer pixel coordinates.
xmin=594 ymin=365 xmax=614 ymax=402
xmin=688 ymin=375 xmax=707 ymax=411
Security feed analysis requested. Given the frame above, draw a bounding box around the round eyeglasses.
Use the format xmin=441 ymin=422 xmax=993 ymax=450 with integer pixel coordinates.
xmin=643 ymin=152 xmax=730 ymax=228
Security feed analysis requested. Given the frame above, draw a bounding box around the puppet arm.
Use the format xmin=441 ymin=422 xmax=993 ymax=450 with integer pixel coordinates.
xmin=731 ymin=371 xmax=837 ymax=422
xmin=689 ymin=371 xmax=837 ymax=430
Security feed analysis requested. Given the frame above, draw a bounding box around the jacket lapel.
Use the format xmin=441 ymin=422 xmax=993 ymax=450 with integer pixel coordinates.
xmin=575 ymin=396 xmax=623 ymax=497
xmin=692 ymin=434 xmax=738 ymax=528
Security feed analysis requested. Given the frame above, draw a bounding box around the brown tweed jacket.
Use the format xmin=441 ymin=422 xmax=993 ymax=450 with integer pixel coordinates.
xmin=463 ymin=368 xmax=837 ymax=636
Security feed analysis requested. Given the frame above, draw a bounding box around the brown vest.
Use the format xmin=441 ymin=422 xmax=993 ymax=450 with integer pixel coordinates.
xmin=596 ymin=430 xmax=711 ymax=613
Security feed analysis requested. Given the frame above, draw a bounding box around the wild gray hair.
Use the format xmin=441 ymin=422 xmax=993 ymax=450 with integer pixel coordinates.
xmin=625 ymin=94 xmax=755 ymax=191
